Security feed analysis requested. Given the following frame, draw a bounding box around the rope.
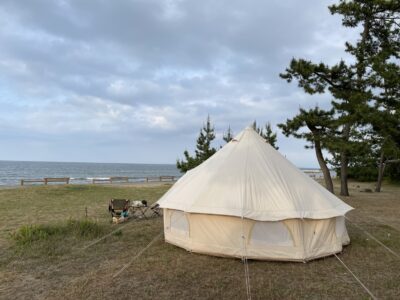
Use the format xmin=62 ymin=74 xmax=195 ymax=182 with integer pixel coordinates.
xmin=112 ymin=209 xmax=186 ymax=278
xmin=334 ymin=254 xmax=377 ymax=300
xmin=242 ymin=256 xmax=252 ymax=300
xmin=369 ymin=216 xmax=400 ymax=234
xmin=80 ymin=206 xmax=160 ymax=251
xmin=112 ymin=231 xmax=163 ymax=278
xmin=345 ymin=216 xmax=400 ymax=259
xmin=80 ymin=219 xmax=136 ymax=250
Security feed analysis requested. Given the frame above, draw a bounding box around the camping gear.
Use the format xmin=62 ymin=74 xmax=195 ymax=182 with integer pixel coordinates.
xmin=158 ymin=126 xmax=353 ymax=261
xmin=150 ymin=203 xmax=162 ymax=217
xmin=129 ymin=200 xmax=148 ymax=219
xmin=109 ymin=199 xmax=131 ymax=219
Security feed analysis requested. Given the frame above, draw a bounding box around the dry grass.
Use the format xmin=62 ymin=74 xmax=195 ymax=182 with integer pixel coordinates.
xmin=0 ymin=181 xmax=399 ymax=299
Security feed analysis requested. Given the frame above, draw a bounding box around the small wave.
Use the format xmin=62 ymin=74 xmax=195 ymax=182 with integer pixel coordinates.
xmin=86 ymin=177 xmax=111 ymax=180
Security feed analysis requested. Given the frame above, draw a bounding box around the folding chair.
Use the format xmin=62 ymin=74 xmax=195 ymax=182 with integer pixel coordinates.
xmin=150 ymin=203 xmax=162 ymax=217
xmin=109 ymin=199 xmax=131 ymax=218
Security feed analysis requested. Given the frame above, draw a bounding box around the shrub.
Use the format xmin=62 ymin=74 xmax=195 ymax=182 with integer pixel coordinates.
xmin=11 ymin=219 xmax=106 ymax=246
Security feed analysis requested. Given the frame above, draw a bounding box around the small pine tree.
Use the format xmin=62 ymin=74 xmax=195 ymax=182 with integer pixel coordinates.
xmin=261 ymin=122 xmax=279 ymax=150
xmin=176 ymin=150 xmax=199 ymax=173
xmin=223 ymin=125 xmax=234 ymax=143
xmin=252 ymin=120 xmax=279 ymax=149
xmin=177 ymin=116 xmax=217 ymax=173
xmin=251 ymin=120 xmax=262 ymax=135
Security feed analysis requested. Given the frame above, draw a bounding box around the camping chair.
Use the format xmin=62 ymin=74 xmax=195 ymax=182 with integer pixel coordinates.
xmin=129 ymin=200 xmax=148 ymax=219
xmin=109 ymin=199 xmax=131 ymax=218
xmin=150 ymin=203 xmax=162 ymax=217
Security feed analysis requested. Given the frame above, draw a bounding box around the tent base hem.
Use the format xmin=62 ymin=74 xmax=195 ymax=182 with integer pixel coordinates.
xmin=164 ymin=235 xmax=347 ymax=262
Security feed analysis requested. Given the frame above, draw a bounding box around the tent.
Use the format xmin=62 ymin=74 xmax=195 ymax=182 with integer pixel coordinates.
xmin=158 ymin=127 xmax=353 ymax=261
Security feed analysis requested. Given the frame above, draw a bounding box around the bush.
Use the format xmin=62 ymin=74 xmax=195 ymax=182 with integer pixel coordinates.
xmin=67 ymin=219 xmax=104 ymax=238
xmin=387 ymin=163 xmax=400 ymax=182
xmin=11 ymin=219 xmax=106 ymax=246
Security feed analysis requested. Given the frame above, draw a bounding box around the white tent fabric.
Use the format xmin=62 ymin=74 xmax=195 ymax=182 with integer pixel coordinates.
xmin=158 ymin=127 xmax=353 ymax=221
xmin=158 ymin=126 xmax=353 ymax=261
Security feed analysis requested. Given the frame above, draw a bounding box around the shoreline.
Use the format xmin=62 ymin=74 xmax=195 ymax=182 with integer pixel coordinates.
xmin=0 ymin=181 xmax=175 ymax=190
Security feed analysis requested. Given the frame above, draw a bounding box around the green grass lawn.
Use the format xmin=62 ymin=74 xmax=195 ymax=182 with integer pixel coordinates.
xmin=0 ymin=181 xmax=399 ymax=299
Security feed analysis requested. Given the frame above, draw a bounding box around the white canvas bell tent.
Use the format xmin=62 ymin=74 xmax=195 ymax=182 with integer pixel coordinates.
xmin=158 ymin=126 xmax=353 ymax=261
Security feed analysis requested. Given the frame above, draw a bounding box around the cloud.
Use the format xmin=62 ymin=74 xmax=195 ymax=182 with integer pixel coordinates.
xmin=0 ymin=0 xmax=358 ymax=165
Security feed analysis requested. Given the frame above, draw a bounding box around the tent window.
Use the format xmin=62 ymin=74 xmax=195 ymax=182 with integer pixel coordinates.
xmin=250 ymin=222 xmax=293 ymax=247
xmin=335 ymin=216 xmax=345 ymax=237
xmin=170 ymin=210 xmax=189 ymax=236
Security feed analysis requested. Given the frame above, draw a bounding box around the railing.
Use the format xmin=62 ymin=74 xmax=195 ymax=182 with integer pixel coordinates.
xmin=303 ymin=170 xmax=337 ymax=179
xmin=20 ymin=176 xmax=179 ymax=186
xmin=21 ymin=177 xmax=70 ymax=186
xmin=20 ymin=179 xmax=46 ymax=186
xmin=90 ymin=176 xmax=179 ymax=184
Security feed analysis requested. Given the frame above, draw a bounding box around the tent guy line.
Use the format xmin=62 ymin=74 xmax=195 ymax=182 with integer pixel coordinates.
xmin=112 ymin=230 xmax=164 ymax=279
xmin=370 ymin=216 xmax=400 ymax=234
xmin=80 ymin=220 xmax=136 ymax=251
xmin=345 ymin=216 xmax=400 ymax=259
xmin=111 ymin=211 xmax=193 ymax=279
xmin=242 ymin=255 xmax=252 ymax=300
xmin=334 ymin=254 xmax=377 ymax=300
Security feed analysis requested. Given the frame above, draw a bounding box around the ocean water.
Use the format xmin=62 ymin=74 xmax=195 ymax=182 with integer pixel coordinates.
xmin=0 ymin=160 xmax=335 ymax=187
xmin=0 ymin=160 xmax=181 ymax=186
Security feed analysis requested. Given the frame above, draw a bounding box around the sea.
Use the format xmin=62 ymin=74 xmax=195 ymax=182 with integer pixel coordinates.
xmin=0 ymin=160 xmax=335 ymax=187
xmin=0 ymin=160 xmax=181 ymax=186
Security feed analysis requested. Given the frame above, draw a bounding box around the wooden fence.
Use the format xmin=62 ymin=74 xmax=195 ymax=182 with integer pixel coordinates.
xmin=21 ymin=177 xmax=70 ymax=186
xmin=20 ymin=176 xmax=178 ymax=186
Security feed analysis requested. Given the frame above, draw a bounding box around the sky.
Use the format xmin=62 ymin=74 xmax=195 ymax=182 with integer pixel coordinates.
xmin=0 ymin=0 xmax=358 ymax=167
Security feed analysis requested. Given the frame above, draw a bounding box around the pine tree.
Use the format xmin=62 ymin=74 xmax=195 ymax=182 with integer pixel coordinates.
xmin=262 ymin=122 xmax=279 ymax=150
xmin=252 ymin=120 xmax=279 ymax=149
xmin=251 ymin=120 xmax=262 ymax=135
xmin=278 ymin=0 xmax=400 ymax=195
xmin=278 ymin=107 xmax=336 ymax=193
xmin=223 ymin=125 xmax=234 ymax=143
xmin=176 ymin=116 xmax=217 ymax=173
xmin=280 ymin=58 xmax=370 ymax=196
xmin=330 ymin=0 xmax=400 ymax=191
xmin=370 ymin=110 xmax=400 ymax=191
xmin=176 ymin=150 xmax=200 ymax=173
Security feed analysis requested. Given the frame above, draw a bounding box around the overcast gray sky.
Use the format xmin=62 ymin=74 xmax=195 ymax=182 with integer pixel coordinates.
xmin=0 ymin=0 xmax=357 ymax=167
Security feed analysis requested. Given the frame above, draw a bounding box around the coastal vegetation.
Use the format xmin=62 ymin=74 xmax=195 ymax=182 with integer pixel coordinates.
xmin=176 ymin=117 xmax=279 ymax=173
xmin=176 ymin=116 xmax=217 ymax=172
xmin=177 ymin=1 xmax=400 ymax=196
xmin=0 ymin=182 xmax=400 ymax=298
xmin=279 ymin=0 xmax=400 ymax=196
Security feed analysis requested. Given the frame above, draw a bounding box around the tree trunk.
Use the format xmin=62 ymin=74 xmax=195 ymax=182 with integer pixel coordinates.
xmin=375 ymin=151 xmax=386 ymax=192
xmin=314 ymin=140 xmax=334 ymax=194
xmin=340 ymin=124 xmax=351 ymax=196
xmin=340 ymin=151 xmax=349 ymax=196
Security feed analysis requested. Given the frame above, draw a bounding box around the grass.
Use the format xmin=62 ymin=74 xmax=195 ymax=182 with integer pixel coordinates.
xmin=8 ymin=219 xmax=109 ymax=259
xmin=0 ymin=181 xmax=399 ymax=299
xmin=12 ymin=220 xmax=105 ymax=244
